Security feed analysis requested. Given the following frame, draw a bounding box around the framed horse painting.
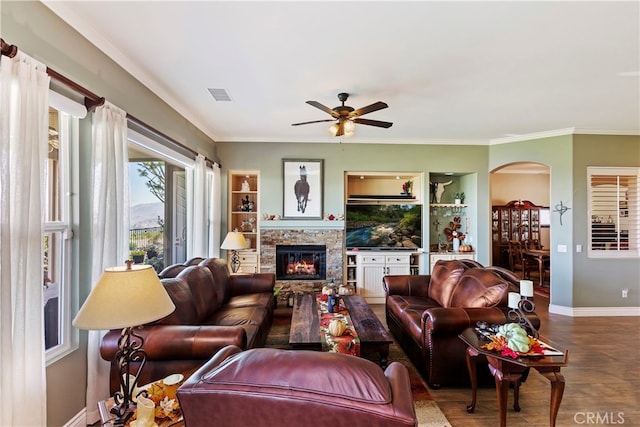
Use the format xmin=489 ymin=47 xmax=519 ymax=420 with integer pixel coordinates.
xmin=282 ymin=159 xmax=324 ymax=219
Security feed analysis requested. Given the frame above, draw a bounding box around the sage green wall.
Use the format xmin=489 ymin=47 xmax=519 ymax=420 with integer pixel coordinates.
xmin=572 ymin=134 xmax=640 ymax=307
xmin=215 ymin=142 xmax=492 ymax=265
xmin=2 ymin=2 xmax=216 ymax=426
xmin=489 ymin=136 xmax=574 ymax=307
xmin=489 ymin=134 xmax=640 ymax=309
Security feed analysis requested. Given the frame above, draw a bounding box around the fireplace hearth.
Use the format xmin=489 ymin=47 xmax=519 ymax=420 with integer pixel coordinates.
xmin=276 ymin=244 xmax=326 ymax=280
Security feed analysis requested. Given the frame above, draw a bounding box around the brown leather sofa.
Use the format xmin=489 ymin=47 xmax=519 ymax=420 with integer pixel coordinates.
xmin=383 ymin=259 xmax=540 ymax=388
xmin=177 ymin=345 xmax=418 ymax=427
xmin=100 ymin=257 xmax=275 ymax=393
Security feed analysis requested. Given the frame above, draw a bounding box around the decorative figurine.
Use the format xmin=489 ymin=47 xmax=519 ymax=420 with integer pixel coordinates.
xmin=241 ymin=195 xmax=253 ymax=212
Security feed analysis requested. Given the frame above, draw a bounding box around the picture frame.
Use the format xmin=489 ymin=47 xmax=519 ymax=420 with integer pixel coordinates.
xmin=282 ymin=159 xmax=323 ymax=219
xmin=540 ymin=208 xmax=551 ymax=227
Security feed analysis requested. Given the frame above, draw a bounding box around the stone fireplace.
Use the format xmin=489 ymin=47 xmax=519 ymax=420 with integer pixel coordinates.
xmin=260 ymin=221 xmax=344 ymax=304
xmin=276 ymin=244 xmax=326 ymax=280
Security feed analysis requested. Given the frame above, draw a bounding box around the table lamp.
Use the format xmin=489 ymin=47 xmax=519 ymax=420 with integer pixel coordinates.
xmin=73 ymin=261 xmax=175 ymax=426
xmin=221 ymin=229 xmax=249 ymax=273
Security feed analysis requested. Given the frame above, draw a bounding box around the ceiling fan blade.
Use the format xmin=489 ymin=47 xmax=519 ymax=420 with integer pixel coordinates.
xmin=353 ymin=118 xmax=393 ymax=128
xmin=306 ymin=101 xmax=340 ymax=118
xmin=291 ymin=119 xmax=335 ymax=126
xmin=335 ymin=120 xmax=345 ymax=137
xmin=350 ymin=101 xmax=388 ymax=117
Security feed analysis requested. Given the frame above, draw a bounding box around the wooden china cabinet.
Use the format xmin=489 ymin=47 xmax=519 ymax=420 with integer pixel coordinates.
xmin=491 ymin=200 xmax=542 ymax=267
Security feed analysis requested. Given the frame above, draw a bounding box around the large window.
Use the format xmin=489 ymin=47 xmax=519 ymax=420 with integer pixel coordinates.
xmin=588 ymin=167 xmax=639 ymax=257
xmin=128 ymin=130 xmax=192 ymax=269
xmin=44 ymin=105 xmax=77 ymax=362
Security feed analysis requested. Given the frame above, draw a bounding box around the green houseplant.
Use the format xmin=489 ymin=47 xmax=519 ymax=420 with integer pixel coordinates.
xmin=130 ymin=249 xmax=145 ymax=264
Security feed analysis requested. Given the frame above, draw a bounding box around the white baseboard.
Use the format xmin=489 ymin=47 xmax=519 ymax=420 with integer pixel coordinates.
xmin=64 ymin=407 xmax=86 ymax=427
xmin=549 ymin=304 xmax=640 ymax=316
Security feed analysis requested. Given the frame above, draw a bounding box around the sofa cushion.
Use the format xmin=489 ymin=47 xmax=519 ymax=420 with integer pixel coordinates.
xmin=158 ymin=263 xmax=188 ymax=279
xmin=207 ymin=305 xmax=268 ymax=347
xmin=177 ymin=266 xmax=219 ymax=322
xmin=448 ymin=269 xmax=509 ymax=308
xmin=201 ymin=347 xmax=392 ymax=405
xmin=199 ymin=258 xmax=232 ymax=306
xmin=225 ymin=292 xmax=273 ymax=310
xmin=156 ymin=278 xmax=199 ymax=325
xmin=428 ymin=260 xmax=467 ymax=308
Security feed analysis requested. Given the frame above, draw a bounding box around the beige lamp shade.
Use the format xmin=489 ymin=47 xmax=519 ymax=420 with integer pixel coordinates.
xmin=220 ymin=230 xmax=249 ymax=250
xmin=73 ymin=264 xmax=175 ymax=330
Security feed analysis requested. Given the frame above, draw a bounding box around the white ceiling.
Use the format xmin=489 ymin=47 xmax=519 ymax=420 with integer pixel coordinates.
xmin=44 ymin=1 xmax=639 ymax=145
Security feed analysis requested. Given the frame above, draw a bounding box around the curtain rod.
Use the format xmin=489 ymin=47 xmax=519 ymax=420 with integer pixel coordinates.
xmin=1 ymin=37 xmax=219 ymax=168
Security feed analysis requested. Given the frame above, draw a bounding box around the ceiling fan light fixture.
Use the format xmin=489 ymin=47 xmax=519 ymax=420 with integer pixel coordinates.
xmin=344 ymin=119 xmax=356 ymax=135
xmin=297 ymin=92 xmax=392 ymax=137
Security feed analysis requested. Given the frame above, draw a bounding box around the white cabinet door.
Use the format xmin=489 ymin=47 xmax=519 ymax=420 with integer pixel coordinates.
xmin=386 ymin=255 xmax=411 ymax=275
xmin=237 ymin=252 xmax=258 ymax=273
xmin=360 ymin=255 xmax=386 ymax=299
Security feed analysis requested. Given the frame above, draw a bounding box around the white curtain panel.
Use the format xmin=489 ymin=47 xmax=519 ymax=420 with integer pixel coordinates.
xmin=208 ymin=163 xmax=222 ymax=257
xmin=0 ymin=52 xmax=50 ymax=426
xmin=186 ymin=154 xmax=208 ymax=258
xmin=85 ymin=101 xmax=129 ymax=423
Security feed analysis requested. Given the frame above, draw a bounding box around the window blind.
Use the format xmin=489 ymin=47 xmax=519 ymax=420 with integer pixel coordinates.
xmin=588 ymin=167 xmax=639 ymax=257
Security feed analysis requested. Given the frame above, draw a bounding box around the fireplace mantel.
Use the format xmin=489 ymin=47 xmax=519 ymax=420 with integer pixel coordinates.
xmin=259 ymin=220 xmax=344 ymax=230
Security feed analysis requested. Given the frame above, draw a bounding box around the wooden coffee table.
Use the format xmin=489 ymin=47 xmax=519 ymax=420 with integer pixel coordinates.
xmin=289 ymin=293 xmax=393 ymax=367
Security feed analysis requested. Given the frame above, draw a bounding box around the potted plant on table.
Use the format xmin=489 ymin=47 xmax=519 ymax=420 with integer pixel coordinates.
xmin=130 ymin=249 xmax=145 ymax=264
xmin=146 ymin=245 xmax=158 ymax=259
xmin=453 ymin=192 xmax=465 ymax=205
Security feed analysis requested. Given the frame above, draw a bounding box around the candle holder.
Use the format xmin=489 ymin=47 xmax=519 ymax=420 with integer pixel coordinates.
xmin=507 ymin=296 xmax=539 ymax=338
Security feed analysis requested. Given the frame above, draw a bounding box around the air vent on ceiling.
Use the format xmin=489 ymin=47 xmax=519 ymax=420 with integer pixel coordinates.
xmin=208 ymin=88 xmax=232 ymax=102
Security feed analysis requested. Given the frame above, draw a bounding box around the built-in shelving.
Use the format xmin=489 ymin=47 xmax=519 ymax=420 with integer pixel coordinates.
xmin=345 ymin=171 xmax=423 ymax=204
xmin=227 ymin=170 xmax=260 ymax=273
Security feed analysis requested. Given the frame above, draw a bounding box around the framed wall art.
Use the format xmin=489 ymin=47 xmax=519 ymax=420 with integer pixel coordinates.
xmin=282 ymin=159 xmax=323 ymax=219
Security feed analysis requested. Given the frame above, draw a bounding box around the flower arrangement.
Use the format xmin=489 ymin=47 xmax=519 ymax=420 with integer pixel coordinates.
xmin=482 ymin=323 xmax=545 ymax=359
xmin=140 ymin=380 xmax=181 ymax=421
xmin=402 ymin=180 xmax=413 ymax=195
xmin=444 ymin=216 xmax=466 ymax=241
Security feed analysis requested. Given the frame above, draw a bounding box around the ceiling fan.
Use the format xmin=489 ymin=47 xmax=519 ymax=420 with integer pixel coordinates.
xmin=292 ymin=92 xmax=393 ymax=137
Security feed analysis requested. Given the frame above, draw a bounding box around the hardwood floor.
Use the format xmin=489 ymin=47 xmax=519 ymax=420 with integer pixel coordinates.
xmin=372 ymin=295 xmax=640 ymax=426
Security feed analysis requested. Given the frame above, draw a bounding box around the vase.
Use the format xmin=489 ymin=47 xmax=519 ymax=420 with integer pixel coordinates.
xmin=134 ymin=395 xmax=155 ymax=427
xmin=452 ymin=237 xmax=460 ymax=252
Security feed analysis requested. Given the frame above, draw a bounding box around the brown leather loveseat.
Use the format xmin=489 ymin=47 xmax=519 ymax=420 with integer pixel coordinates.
xmin=100 ymin=257 xmax=275 ymax=393
xmin=177 ymin=345 xmax=418 ymax=427
xmin=383 ymin=259 xmax=540 ymax=388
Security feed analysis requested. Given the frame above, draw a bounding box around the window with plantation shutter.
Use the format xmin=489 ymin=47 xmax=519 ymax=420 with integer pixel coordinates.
xmin=588 ymin=167 xmax=639 ymax=257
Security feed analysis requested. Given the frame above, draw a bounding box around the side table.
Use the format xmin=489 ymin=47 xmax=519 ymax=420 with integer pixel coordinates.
xmin=458 ymin=327 xmax=568 ymax=427
xmin=98 ymin=398 xmax=184 ymax=427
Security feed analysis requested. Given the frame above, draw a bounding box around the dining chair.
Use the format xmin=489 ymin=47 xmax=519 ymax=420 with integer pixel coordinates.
xmin=508 ymin=240 xmax=537 ymax=279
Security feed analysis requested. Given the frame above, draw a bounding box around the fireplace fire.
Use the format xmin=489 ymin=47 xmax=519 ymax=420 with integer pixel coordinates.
xmin=276 ymin=244 xmax=326 ymax=280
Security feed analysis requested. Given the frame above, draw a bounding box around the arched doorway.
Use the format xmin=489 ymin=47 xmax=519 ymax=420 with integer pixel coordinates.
xmin=490 ymin=162 xmax=551 ymax=291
